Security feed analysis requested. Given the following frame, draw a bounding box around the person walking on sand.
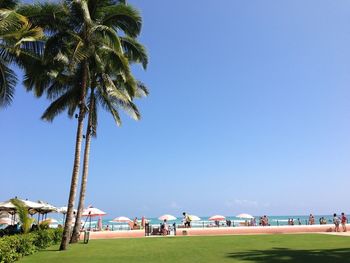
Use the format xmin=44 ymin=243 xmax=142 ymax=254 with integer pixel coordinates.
xmin=333 ymin=213 xmax=341 ymax=232
xmin=341 ymin=213 xmax=347 ymax=232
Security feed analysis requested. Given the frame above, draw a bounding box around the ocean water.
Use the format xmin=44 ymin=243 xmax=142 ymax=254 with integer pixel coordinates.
xmin=68 ymin=215 xmax=337 ymax=231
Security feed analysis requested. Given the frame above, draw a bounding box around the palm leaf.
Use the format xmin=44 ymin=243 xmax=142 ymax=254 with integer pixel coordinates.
xmin=100 ymin=4 xmax=142 ymax=38
xmin=120 ymin=36 xmax=148 ymax=69
xmin=0 ymin=59 xmax=16 ymax=107
xmin=41 ymin=87 xmax=80 ymax=121
xmin=10 ymin=198 xmax=35 ymax=234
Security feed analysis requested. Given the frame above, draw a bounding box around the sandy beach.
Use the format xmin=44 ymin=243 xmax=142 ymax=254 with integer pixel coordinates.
xmin=82 ymin=224 xmax=350 ymax=240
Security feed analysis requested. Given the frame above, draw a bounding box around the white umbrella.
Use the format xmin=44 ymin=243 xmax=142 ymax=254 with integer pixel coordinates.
xmin=158 ymin=214 xmax=177 ymax=221
xmin=189 ymin=215 xmax=201 ymax=221
xmin=0 ymin=199 xmax=44 ymax=211
xmin=57 ymin=207 xmax=77 ymax=214
xmin=42 ymin=218 xmax=58 ymax=224
xmin=111 ymin=216 xmax=132 ymax=223
xmin=0 ymin=200 xmax=16 ymax=211
xmin=82 ymin=207 xmax=106 ymax=217
xmin=236 ymin=213 xmax=254 ymax=219
xmin=209 ymin=215 xmax=226 ymax=221
xmin=19 ymin=199 xmax=45 ymax=210
xmin=37 ymin=201 xmax=57 ymax=213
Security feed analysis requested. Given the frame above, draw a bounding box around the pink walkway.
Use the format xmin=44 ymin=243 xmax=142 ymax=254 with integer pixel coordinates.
xmin=81 ymin=224 xmax=350 ymax=240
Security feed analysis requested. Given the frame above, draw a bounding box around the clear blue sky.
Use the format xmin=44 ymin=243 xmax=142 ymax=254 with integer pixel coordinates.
xmin=1 ymin=0 xmax=350 ymax=217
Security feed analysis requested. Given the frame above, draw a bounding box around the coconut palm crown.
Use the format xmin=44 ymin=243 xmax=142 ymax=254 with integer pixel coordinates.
xmin=0 ymin=0 xmax=43 ymax=107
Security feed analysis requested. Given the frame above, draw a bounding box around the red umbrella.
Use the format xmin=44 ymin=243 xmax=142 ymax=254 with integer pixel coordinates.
xmin=209 ymin=215 xmax=226 ymax=221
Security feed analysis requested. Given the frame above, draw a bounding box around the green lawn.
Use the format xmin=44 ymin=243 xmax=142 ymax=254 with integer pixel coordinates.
xmin=21 ymin=234 xmax=350 ymax=263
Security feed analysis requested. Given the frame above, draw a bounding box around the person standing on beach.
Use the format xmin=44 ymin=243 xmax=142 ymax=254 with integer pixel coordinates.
xmin=183 ymin=212 xmax=191 ymax=228
xmin=341 ymin=213 xmax=347 ymax=232
xmin=161 ymin=219 xmax=169 ymax=236
xmin=333 ymin=213 xmax=341 ymax=232
xmin=308 ymin=214 xmax=315 ymax=225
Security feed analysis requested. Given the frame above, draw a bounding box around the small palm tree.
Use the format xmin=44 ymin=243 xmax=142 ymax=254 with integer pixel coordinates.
xmin=10 ymin=198 xmax=35 ymax=234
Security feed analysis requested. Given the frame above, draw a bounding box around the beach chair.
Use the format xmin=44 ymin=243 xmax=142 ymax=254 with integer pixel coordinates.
xmin=152 ymin=227 xmax=161 ymax=235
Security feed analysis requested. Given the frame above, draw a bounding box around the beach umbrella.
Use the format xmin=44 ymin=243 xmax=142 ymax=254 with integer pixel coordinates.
xmin=82 ymin=207 xmax=106 ymax=217
xmin=158 ymin=214 xmax=177 ymax=221
xmin=19 ymin=199 xmax=45 ymax=210
xmin=57 ymin=207 xmax=77 ymax=214
xmin=1 ymin=198 xmax=45 ymax=222
xmin=0 ymin=217 xmax=12 ymax=225
xmin=189 ymin=215 xmax=201 ymax=221
xmin=111 ymin=216 xmax=132 ymax=223
xmin=236 ymin=213 xmax=254 ymax=219
xmin=36 ymin=201 xmax=58 ymax=221
xmin=57 ymin=206 xmax=77 ymax=224
xmin=37 ymin=201 xmax=57 ymax=213
xmin=57 ymin=207 xmax=68 ymax=214
xmin=0 ymin=200 xmax=16 ymax=211
xmin=41 ymin=218 xmax=58 ymax=224
xmin=0 ymin=199 xmax=44 ymax=212
xmin=209 ymin=215 xmax=226 ymax=221
xmin=82 ymin=206 xmax=106 ymax=231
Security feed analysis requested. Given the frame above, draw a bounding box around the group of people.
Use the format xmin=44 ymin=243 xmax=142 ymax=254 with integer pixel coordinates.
xmin=159 ymin=212 xmax=191 ymax=236
xmin=259 ymin=215 xmax=269 ymax=226
xmin=319 ymin=217 xmax=327 ymax=225
xmin=333 ymin=213 xmax=347 ymax=232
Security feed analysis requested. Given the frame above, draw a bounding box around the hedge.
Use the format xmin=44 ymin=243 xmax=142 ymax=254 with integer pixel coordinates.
xmin=0 ymin=228 xmax=63 ymax=263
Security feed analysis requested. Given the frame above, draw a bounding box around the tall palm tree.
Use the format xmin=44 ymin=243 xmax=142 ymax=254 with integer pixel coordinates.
xmin=70 ymin=16 xmax=149 ymax=241
xmin=71 ymin=79 xmax=148 ymax=243
xmin=20 ymin=0 xmax=144 ymax=250
xmin=0 ymin=0 xmax=43 ymax=107
xmin=39 ymin=30 xmax=149 ymax=244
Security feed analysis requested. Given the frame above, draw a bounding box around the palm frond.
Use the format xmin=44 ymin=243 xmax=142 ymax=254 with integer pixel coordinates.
xmin=17 ymin=3 xmax=70 ymax=33
xmin=100 ymin=4 xmax=142 ymax=38
xmin=120 ymin=36 xmax=148 ymax=69
xmin=0 ymin=0 xmax=19 ymax=9
xmin=0 ymin=59 xmax=16 ymax=107
xmin=101 ymin=72 xmax=130 ymax=102
xmin=96 ymin=88 xmax=121 ymax=126
xmin=10 ymin=198 xmax=35 ymax=234
xmin=135 ymin=80 xmax=149 ymax=98
xmin=41 ymin=87 xmax=80 ymax=121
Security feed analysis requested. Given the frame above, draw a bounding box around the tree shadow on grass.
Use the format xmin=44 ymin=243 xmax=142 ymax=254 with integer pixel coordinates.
xmin=227 ymin=248 xmax=350 ymax=263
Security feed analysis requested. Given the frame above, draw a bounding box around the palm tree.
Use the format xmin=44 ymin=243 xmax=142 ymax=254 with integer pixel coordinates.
xmin=0 ymin=0 xmax=43 ymax=107
xmin=39 ymin=29 xmax=149 ymax=244
xmin=71 ymin=79 xmax=149 ymax=243
xmin=20 ymin=0 xmax=144 ymax=250
xmin=69 ymin=15 xmax=149 ymax=240
xmin=10 ymin=198 xmax=35 ymax=234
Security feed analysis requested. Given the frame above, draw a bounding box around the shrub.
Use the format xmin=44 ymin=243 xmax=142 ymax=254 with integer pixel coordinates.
xmin=0 ymin=228 xmax=63 ymax=263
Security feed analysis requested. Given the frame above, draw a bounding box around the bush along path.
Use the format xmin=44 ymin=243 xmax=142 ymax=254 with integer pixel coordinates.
xmin=0 ymin=228 xmax=63 ymax=263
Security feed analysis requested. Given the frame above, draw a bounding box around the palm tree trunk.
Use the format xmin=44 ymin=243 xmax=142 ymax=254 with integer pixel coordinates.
xmin=70 ymin=89 xmax=94 ymax=243
xmin=59 ymin=62 xmax=88 ymax=251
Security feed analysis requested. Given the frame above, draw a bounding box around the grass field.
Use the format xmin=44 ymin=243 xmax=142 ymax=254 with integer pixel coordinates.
xmin=21 ymin=234 xmax=350 ymax=263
